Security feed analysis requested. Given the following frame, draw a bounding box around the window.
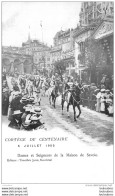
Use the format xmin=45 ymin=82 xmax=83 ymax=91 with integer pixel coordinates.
xmin=97 ymin=11 xmax=101 ymax=17
xmin=110 ymin=7 xmax=114 ymax=14
xmin=97 ymin=3 xmax=101 ymax=12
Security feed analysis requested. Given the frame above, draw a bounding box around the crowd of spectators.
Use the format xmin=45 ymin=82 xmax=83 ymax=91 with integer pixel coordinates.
xmin=81 ymin=82 xmax=113 ymax=117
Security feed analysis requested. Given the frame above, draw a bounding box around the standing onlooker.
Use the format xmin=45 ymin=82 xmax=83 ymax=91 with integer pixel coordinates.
xmin=100 ymin=89 xmax=106 ymax=113
xmin=2 ymin=88 xmax=9 ymax=116
xmin=95 ymin=89 xmax=101 ymax=112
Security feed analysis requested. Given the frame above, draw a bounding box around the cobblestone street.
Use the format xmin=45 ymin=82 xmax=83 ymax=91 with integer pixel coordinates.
xmin=3 ymin=91 xmax=113 ymax=147
xmin=40 ymin=95 xmax=113 ymax=146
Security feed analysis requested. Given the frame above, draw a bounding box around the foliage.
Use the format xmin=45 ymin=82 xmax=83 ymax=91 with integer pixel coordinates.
xmin=71 ymin=71 xmax=80 ymax=81
xmin=42 ymin=68 xmax=48 ymax=77
xmin=54 ymin=60 xmax=66 ymax=81
xmin=80 ymin=38 xmax=107 ymax=69
xmin=79 ymin=38 xmax=107 ymax=83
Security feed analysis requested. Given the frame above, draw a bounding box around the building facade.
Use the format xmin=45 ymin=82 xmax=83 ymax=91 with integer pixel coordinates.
xmin=51 ymin=28 xmax=75 ymax=76
xmin=79 ymin=2 xmax=114 ymax=26
xmin=22 ymin=38 xmax=51 ymax=75
xmin=2 ymin=46 xmax=33 ymax=74
xmin=73 ymin=1 xmax=113 ymax=84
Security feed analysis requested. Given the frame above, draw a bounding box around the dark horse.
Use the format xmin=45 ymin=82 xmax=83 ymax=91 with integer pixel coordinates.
xmin=49 ymin=85 xmax=59 ymax=108
xmin=61 ymin=84 xmax=81 ymax=121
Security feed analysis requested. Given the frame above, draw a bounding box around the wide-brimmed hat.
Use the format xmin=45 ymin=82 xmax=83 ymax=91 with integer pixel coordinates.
xmin=105 ymin=89 xmax=110 ymax=92
xmin=13 ymin=91 xmax=21 ymax=97
xmin=3 ymin=88 xmax=8 ymax=93
xmin=20 ymin=97 xmax=27 ymax=102
xmin=94 ymin=88 xmax=100 ymax=92
xmin=24 ymin=119 xmax=31 ymax=125
xmin=30 ymin=115 xmax=41 ymax=121
xmin=23 ymin=104 xmax=32 ymax=110
xmin=25 ymin=107 xmax=31 ymax=112
xmin=34 ymin=107 xmax=41 ymax=112
xmin=30 ymin=109 xmax=37 ymax=114
xmin=13 ymin=110 xmax=22 ymax=115
xmin=26 ymin=104 xmax=33 ymax=107
xmin=29 ymin=97 xmax=35 ymax=101
xmin=101 ymin=89 xmax=105 ymax=92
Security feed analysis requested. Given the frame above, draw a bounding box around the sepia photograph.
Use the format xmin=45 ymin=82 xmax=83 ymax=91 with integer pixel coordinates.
xmin=1 ymin=1 xmax=114 ymax=194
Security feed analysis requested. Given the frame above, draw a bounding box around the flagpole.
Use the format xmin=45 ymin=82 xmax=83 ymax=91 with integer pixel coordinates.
xmin=40 ymin=21 xmax=43 ymax=43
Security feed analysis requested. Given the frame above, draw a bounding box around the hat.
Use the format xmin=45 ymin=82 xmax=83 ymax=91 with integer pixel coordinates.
xmin=21 ymin=97 xmax=27 ymax=102
xmin=34 ymin=103 xmax=41 ymax=107
xmin=101 ymin=89 xmax=105 ymax=93
xmin=23 ymin=104 xmax=32 ymax=110
xmin=26 ymin=104 xmax=32 ymax=107
xmin=29 ymin=97 xmax=35 ymax=101
xmin=3 ymin=88 xmax=8 ymax=93
xmin=13 ymin=110 xmax=22 ymax=115
xmin=30 ymin=115 xmax=41 ymax=121
xmin=25 ymin=119 xmax=31 ymax=125
xmin=34 ymin=107 xmax=41 ymax=112
xmin=94 ymin=88 xmax=100 ymax=92
xmin=30 ymin=109 xmax=36 ymax=114
xmin=13 ymin=91 xmax=21 ymax=96
xmin=25 ymin=107 xmax=31 ymax=112
xmin=105 ymin=89 xmax=110 ymax=92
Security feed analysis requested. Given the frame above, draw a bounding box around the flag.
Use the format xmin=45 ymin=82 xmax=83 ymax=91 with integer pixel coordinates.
xmin=40 ymin=21 xmax=42 ymax=28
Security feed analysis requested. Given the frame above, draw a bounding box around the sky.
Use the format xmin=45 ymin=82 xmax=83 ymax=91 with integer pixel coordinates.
xmin=2 ymin=2 xmax=81 ymax=47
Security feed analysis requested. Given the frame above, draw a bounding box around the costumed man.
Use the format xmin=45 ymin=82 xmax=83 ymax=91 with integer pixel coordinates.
xmin=8 ymin=110 xmax=22 ymax=129
xmin=62 ymin=77 xmax=74 ymax=101
xmin=21 ymin=106 xmax=32 ymax=129
xmin=8 ymin=89 xmax=21 ymax=122
xmin=2 ymin=88 xmax=9 ymax=116
xmin=34 ymin=90 xmax=41 ymax=106
xmin=73 ymin=81 xmax=83 ymax=103
xmin=9 ymin=91 xmax=22 ymax=121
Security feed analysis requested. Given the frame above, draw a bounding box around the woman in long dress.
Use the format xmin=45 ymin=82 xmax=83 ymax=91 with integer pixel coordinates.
xmin=100 ymin=89 xmax=106 ymax=113
xmin=96 ymin=89 xmax=101 ymax=112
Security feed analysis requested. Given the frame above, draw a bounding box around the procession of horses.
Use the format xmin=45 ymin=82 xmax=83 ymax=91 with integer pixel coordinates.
xmin=2 ymin=72 xmax=113 ymax=130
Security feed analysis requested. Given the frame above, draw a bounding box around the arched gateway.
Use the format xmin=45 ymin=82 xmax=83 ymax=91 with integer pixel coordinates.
xmin=2 ymin=52 xmax=33 ymax=74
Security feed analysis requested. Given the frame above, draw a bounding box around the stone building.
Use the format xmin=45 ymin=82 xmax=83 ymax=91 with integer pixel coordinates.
xmin=73 ymin=2 xmax=113 ymax=84
xmin=79 ymin=2 xmax=114 ymax=26
xmin=51 ymin=28 xmax=75 ymax=76
xmin=2 ymin=46 xmax=33 ymax=74
xmin=22 ymin=38 xmax=51 ymax=75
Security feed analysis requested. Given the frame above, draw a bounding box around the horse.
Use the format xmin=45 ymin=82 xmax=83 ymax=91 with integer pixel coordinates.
xmin=49 ymin=85 xmax=59 ymax=108
xmin=61 ymin=84 xmax=82 ymax=121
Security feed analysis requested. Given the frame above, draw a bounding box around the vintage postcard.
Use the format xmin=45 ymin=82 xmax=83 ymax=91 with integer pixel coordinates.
xmin=1 ymin=1 xmax=114 ymax=195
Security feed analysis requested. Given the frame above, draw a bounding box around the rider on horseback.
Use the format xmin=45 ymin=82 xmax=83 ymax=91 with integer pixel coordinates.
xmin=63 ymin=77 xmax=74 ymax=99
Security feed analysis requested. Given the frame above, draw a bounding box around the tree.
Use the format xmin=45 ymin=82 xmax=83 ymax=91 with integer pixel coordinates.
xmin=54 ymin=60 xmax=66 ymax=81
xmin=42 ymin=68 xmax=48 ymax=77
xmin=79 ymin=38 xmax=107 ymax=84
xmin=71 ymin=71 xmax=80 ymax=82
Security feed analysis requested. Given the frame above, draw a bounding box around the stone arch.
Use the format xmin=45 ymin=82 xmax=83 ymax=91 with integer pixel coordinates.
xmin=2 ymin=58 xmax=11 ymax=73
xmin=13 ymin=59 xmax=21 ymax=72
xmin=23 ymin=59 xmax=33 ymax=74
xmin=13 ymin=58 xmax=24 ymax=74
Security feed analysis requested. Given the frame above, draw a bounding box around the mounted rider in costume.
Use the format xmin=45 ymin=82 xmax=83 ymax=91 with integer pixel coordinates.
xmin=72 ymin=81 xmax=84 ymax=103
xmin=63 ymin=77 xmax=74 ymax=99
